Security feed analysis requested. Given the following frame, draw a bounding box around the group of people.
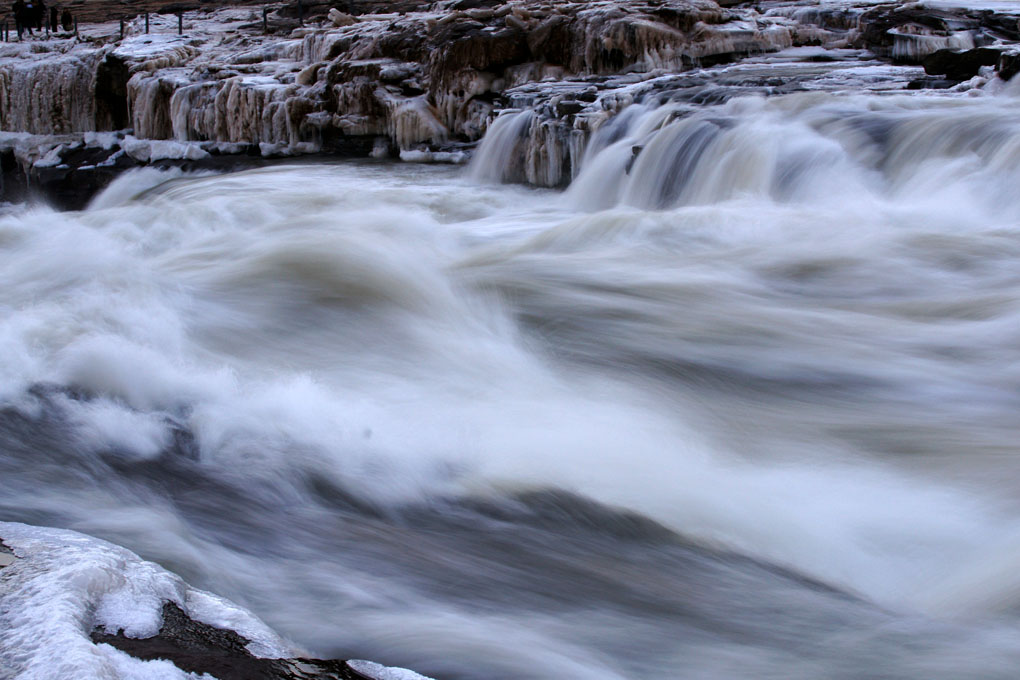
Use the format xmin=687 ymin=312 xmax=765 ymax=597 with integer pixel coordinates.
xmin=9 ymin=0 xmax=73 ymax=39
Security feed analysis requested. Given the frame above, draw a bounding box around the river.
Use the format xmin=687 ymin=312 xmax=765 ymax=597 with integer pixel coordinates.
xmin=4 ymin=76 xmax=1020 ymax=679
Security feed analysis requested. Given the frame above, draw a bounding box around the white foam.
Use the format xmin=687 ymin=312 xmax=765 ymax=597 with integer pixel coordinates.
xmin=87 ymin=166 xmax=189 ymax=210
xmin=348 ymin=659 xmax=436 ymax=680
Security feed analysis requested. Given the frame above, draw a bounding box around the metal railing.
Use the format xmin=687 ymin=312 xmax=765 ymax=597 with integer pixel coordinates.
xmin=1 ymin=4 xmax=311 ymax=42
xmin=2 ymin=5 xmax=78 ymax=41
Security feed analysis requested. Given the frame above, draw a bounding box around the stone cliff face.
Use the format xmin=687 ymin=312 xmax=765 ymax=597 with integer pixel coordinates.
xmin=2 ymin=0 xmax=1020 ymax=204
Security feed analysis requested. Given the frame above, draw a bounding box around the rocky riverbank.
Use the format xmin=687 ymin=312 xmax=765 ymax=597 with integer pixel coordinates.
xmin=3 ymin=0 xmax=1020 ymax=206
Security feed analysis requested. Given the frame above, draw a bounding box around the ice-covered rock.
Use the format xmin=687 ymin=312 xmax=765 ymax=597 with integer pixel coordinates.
xmin=120 ymin=135 xmax=210 ymax=162
xmin=923 ymin=46 xmax=1002 ymax=80
xmin=0 ymin=42 xmax=108 ymax=134
xmin=4 ymin=0 xmax=1020 ymax=195
xmin=328 ymin=9 xmax=358 ymax=28
xmin=0 ymin=521 xmax=288 ymax=679
xmin=0 ymin=538 xmax=14 ymax=569
xmin=0 ymin=521 xmax=435 ymax=680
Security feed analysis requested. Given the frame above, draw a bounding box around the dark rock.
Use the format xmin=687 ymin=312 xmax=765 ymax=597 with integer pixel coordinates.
xmin=650 ymin=4 xmax=714 ymax=31
xmin=94 ymin=54 xmax=131 ymax=131
xmin=450 ymin=0 xmax=503 ymax=9
xmin=28 ymin=144 xmax=137 ymax=211
xmin=527 ymin=14 xmax=571 ymax=65
xmin=1 ymin=139 xmax=390 ymax=211
xmin=856 ymin=6 xmax=960 ymax=57
xmin=427 ymin=25 xmax=529 ymax=91
xmin=972 ymin=9 xmax=1020 ymax=41
xmin=625 ymin=144 xmax=643 ymax=174
xmin=330 ymin=0 xmax=429 ymax=15
xmin=375 ymin=28 xmax=428 ymax=63
xmin=906 ymin=77 xmax=958 ymax=90
xmin=92 ymin=602 xmax=377 ymax=680
xmin=922 ymin=47 xmax=1000 ymax=80
xmin=318 ymin=129 xmax=387 ymax=156
xmin=0 ymin=148 xmax=30 ymax=205
xmin=158 ymin=3 xmax=200 ymax=14
xmin=998 ymin=49 xmax=1020 ymax=80
xmin=555 ymin=99 xmax=584 ymax=116
xmin=0 ymin=539 xmax=13 ymax=569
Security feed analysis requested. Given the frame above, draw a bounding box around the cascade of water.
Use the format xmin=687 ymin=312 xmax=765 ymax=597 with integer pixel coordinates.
xmin=469 ymin=110 xmax=536 ymax=183
xmin=547 ymin=91 xmax=1020 ymax=214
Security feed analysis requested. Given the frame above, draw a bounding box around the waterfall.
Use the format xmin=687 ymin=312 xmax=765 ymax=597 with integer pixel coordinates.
xmin=469 ymin=110 xmax=536 ymax=183
xmin=467 ymin=89 xmax=1020 ymax=215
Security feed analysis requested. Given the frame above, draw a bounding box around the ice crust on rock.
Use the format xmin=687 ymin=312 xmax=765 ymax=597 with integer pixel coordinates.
xmin=0 ymin=44 xmax=107 ymax=135
xmin=0 ymin=522 xmax=441 ymax=680
xmin=0 ymin=521 xmax=292 ymax=679
xmin=120 ymin=135 xmax=210 ymax=162
xmin=112 ymin=34 xmax=198 ymax=68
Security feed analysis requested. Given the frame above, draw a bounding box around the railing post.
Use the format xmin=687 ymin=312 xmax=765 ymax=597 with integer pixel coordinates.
xmin=177 ymin=12 xmax=182 ymax=34
xmin=145 ymin=12 xmax=149 ymax=33
xmin=119 ymin=17 xmax=124 ymax=39
xmin=263 ymin=7 xmax=268 ymax=34
xmin=298 ymin=0 xmax=303 ymax=26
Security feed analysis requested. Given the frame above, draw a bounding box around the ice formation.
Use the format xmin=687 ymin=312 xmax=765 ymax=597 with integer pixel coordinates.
xmin=0 ymin=43 xmax=105 ymax=134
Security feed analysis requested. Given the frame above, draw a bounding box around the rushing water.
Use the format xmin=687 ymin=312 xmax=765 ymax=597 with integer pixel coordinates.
xmin=6 ymin=81 xmax=1020 ymax=679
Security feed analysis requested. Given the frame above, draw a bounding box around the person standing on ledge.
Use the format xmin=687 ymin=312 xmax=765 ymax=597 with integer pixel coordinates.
xmin=12 ymin=0 xmax=30 ymax=38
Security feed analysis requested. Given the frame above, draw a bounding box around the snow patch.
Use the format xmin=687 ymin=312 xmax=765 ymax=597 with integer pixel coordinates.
xmin=84 ymin=131 xmax=123 ymax=151
xmin=121 ymin=136 xmax=210 ymax=163
xmin=33 ymin=146 xmax=64 ymax=168
xmin=399 ymin=148 xmax=469 ymax=164
xmin=113 ymin=35 xmax=194 ymax=62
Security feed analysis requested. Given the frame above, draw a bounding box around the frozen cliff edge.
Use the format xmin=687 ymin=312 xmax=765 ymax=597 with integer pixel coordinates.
xmin=4 ymin=0 xmax=1020 ymax=205
xmin=0 ymin=521 xmax=435 ymax=680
